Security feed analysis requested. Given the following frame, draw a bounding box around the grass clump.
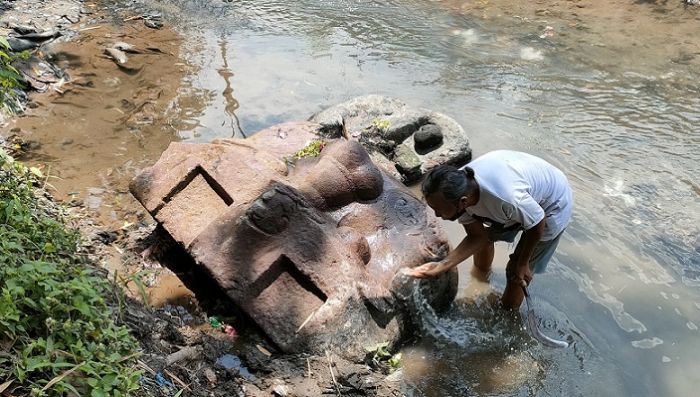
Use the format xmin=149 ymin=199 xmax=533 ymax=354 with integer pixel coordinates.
xmin=292 ymin=139 xmax=326 ymax=160
xmin=365 ymin=341 xmax=401 ymax=373
xmin=370 ymin=118 xmax=390 ymax=132
xmin=0 ymin=150 xmax=141 ymax=396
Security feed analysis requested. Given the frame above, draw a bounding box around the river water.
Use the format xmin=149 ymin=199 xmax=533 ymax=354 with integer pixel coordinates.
xmin=12 ymin=0 xmax=700 ymax=395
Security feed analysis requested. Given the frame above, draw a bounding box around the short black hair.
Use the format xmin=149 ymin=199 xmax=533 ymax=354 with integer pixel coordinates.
xmin=421 ymin=165 xmax=474 ymax=203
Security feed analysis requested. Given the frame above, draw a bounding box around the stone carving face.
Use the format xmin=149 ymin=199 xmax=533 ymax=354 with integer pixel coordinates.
xmin=131 ymin=121 xmax=457 ymax=358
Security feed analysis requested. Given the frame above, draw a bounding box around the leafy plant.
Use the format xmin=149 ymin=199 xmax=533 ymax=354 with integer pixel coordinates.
xmin=364 ymin=341 xmax=402 ymax=373
xmin=0 ymin=149 xmax=142 ymax=396
xmin=119 ymin=269 xmax=155 ymax=307
xmin=0 ymin=37 xmax=28 ymax=111
xmin=387 ymin=352 xmax=402 ymax=372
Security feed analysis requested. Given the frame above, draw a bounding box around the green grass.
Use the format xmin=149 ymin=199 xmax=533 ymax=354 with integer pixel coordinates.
xmin=364 ymin=341 xmax=401 ymax=373
xmin=0 ymin=150 xmax=142 ymax=396
xmin=292 ymin=139 xmax=326 ymax=160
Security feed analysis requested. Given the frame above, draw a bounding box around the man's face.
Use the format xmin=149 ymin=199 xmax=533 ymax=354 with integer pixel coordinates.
xmin=425 ymin=192 xmax=465 ymax=221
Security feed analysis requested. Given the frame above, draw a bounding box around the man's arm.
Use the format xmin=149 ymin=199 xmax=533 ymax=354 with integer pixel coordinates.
xmin=409 ymin=221 xmax=490 ymax=278
xmin=508 ymin=217 xmax=545 ymax=284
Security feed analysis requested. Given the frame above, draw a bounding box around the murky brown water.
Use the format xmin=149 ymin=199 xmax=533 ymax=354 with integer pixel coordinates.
xmin=8 ymin=19 xmax=186 ymax=228
xmin=5 ymin=0 xmax=700 ymax=395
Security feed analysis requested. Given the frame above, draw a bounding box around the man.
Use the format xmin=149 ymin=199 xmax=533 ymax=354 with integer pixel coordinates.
xmin=408 ymin=150 xmax=573 ymax=309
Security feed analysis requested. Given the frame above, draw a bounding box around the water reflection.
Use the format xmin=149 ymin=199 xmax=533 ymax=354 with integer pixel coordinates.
xmin=216 ymin=37 xmax=245 ymax=137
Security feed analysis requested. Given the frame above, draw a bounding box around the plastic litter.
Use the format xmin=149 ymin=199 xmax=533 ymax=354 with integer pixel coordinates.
xmin=209 ymin=316 xmax=222 ymax=328
xmin=216 ymin=354 xmax=253 ymax=379
xmin=154 ymin=372 xmax=174 ymax=387
xmin=224 ymin=324 xmax=238 ymax=338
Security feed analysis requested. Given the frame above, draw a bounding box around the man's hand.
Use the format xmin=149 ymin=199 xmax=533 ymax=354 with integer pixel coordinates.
xmin=407 ymin=261 xmax=450 ymax=278
xmin=516 ymin=262 xmax=533 ymax=286
xmin=506 ymin=260 xmax=533 ymax=286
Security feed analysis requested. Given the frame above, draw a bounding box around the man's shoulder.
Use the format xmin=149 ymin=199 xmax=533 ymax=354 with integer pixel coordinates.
xmin=467 ymin=150 xmax=528 ymax=171
xmin=471 ymin=150 xmax=543 ymax=163
xmin=470 ymin=150 xmax=564 ymax=178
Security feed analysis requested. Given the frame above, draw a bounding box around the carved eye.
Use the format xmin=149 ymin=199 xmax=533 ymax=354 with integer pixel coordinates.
xmin=245 ymin=188 xmax=297 ymax=235
xmin=387 ymin=190 xmax=424 ymax=227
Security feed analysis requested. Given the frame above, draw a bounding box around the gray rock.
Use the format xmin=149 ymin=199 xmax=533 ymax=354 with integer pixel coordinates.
xmin=310 ymin=95 xmax=471 ymax=184
xmin=14 ymin=30 xmax=61 ymax=41
xmin=7 ymin=37 xmax=40 ymax=52
xmin=414 ymin=123 xmax=443 ymax=154
xmin=145 ymin=19 xmax=163 ymax=29
xmin=113 ymin=41 xmax=140 ymax=53
xmin=104 ymin=47 xmax=128 ymax=64
xmin=393 ymin=144 xmax=422 ymax=182
xmin=9 ymin=23 xmax=39 ymax=35
xmin=382 ymin=113 xmax=426 ymax=143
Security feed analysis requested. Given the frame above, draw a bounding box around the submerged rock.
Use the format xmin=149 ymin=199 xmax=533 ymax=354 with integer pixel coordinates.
xmin=131 ymin=121 xmax=457 ymax=359
xmin=12 ymin=55 xmax=65 ymax=92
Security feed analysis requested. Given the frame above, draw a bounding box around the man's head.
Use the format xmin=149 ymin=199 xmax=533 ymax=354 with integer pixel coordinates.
xmin=421 ymin=165 xmax=477 ymax=221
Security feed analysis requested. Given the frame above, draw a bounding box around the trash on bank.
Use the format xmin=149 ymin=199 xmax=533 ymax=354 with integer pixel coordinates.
xmin=216 ymin=354 xmax=253 ymax=379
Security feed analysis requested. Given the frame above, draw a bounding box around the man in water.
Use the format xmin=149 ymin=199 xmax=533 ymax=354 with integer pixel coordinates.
xmin=408 ymin=150 xmax=573 ymax=309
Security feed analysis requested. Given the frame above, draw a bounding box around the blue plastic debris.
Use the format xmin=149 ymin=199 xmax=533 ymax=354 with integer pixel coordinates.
xmin=215 ymin=354 xmax=241 ymax=369
xmin=239 ymin=366 xmax=253 ymax=380
xmin=155 ymin=372 xmax=174 ymax=387
xmin=215 ymin=354 xmax=253 ymax=379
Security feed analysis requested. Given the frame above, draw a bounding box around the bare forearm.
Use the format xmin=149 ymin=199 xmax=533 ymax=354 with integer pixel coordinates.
xmin=409 ymin=222 xmax=491 ymax=279
xmin=440 ymin=234 xmax=490 ymax=269
xmin=515 ymin=219 xmax=545 ymax=266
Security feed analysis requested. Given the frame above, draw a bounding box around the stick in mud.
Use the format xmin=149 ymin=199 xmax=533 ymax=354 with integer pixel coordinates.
xmin=325 ymin=350 xmax=342 ymax=396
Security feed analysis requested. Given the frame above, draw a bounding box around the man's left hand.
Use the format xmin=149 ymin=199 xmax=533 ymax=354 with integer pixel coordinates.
xmin=517 ymin=263 xmax=533 ymax=286
xmin=506 ymin=260 xmax=533 ymax=286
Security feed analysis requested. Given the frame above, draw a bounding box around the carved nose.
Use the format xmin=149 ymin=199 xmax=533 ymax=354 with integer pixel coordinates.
xmin=298 ymin=140 xmax=384 ymax=210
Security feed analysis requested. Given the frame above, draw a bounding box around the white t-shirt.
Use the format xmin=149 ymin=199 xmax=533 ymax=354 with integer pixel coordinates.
xmin=458 ymin=150 xmax=573 ymax=241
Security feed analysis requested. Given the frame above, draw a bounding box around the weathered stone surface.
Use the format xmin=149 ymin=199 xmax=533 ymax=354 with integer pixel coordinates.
xmin=131 ymin=121 xmax=457 ymax=359
xmin=310 ymin=95 xmax=472 ymax=183
xmin=414 ymin=123 xmax=443 ymax=154
xmin=393 ymin=143 xmax=422 ymax=183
